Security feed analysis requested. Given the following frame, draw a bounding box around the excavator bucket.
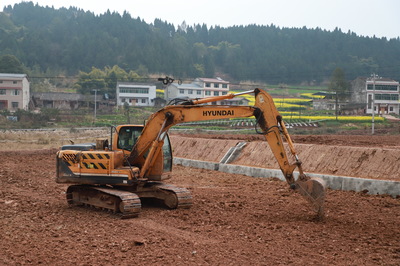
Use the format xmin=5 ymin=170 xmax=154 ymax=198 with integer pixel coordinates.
xmin=295 ymin=177 xmax=326 ymax=219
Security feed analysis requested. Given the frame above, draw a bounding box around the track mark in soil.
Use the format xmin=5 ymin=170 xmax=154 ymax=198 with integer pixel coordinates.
xmin=135 ymin=218 xmax=220 ymax=245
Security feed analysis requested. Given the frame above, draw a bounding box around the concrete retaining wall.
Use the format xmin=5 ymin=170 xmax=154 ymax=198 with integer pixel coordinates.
xmin=173 ymin=157 xmax=400 ymax=198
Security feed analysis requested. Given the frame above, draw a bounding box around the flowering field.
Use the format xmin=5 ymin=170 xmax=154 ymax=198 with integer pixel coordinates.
xmin=280 ymin=114 xmax=384 ymax=123
xmin=300 ymin=92 xmax=325 ymax=99
xmin=158 ymin=89 xmax=384 ymax=124
xmin=238 ymin=93 xmax=311 ymax=108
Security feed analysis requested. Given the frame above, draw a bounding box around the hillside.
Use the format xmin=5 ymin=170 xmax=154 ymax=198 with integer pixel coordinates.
xmin=1 ymin=2 xmax=400 ymax=83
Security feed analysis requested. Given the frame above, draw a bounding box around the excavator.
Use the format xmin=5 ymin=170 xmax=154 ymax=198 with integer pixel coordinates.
xmin=56 ymin=80 xmax=326 ymax=219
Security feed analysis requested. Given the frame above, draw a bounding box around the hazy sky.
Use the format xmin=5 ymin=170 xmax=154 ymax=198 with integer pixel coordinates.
xmin=2 ymin=0 xmax=400 ymax=39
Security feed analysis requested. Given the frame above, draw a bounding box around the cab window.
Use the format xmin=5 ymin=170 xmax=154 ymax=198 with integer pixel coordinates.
xmin=117 ymin=126 xmax=142 ymax=151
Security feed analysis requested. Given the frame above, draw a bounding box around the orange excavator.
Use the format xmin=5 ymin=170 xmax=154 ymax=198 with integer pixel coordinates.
xmin=56 ymin=81 xmax=326 ymax=218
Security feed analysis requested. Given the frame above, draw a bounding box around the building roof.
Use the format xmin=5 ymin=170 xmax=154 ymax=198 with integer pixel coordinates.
xmin=197 ymin=77 xmax=229 ymax=84
xmin=117 ymin=82 xmax=156 ymax=87
xmin=32 ymin=92 xmax=102 ymax=101
xmin=356 ymin=76 xmax=398 ymax=83
xmin=0 ymin=73 xmax=28 ymax=80
xmin=175 ymin=83 xmax=202 ymax=89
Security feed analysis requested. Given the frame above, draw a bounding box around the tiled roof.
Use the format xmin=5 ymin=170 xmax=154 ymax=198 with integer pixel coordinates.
xmin=32 ymin=92 xmax=102 ymax=101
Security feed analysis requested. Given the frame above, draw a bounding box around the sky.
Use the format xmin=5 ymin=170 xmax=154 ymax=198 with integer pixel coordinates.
xmin=2 ymin=0 xmax=400 ymax=39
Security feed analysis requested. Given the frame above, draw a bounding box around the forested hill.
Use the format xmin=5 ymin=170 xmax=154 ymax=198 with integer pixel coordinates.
xmin=1 ymin=2 xmax=400 ymax=84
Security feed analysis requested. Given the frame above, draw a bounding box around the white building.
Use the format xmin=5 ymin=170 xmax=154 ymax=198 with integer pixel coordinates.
xmin=365 ymin=78 xmax=399 ymax=115
xmin=0 ymin=73 xmax=30 ymax=111
xmin=116 ymin=82 xmax=156 ymax=107
xmin=166 ymin=77 xmax=230 ymax=104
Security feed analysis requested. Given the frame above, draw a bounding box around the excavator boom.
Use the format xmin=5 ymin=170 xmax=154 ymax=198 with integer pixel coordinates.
xmin=129 ymin=88 xmax=326 ymax=217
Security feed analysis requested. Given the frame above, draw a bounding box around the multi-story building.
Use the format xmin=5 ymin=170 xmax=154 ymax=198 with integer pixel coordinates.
xmin=116 ymin=82 xmax=156 ymax=107
xmin=165 ymin=77 xmax=230 ymax=105
xmin=0 ymin=73 xmax=30 ymax=111
xmin=351 ymin=77 xmax=399 ymax=115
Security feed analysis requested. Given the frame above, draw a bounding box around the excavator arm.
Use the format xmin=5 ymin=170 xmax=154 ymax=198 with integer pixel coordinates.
xmin=129 ymin=88 xmax=326 ymax=217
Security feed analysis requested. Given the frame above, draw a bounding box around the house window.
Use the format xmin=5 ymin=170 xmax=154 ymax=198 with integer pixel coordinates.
xmin=214 ymin=83 xmax=219 ymax=88
xmin=11 ymin=90 xmax=20 ymax=96
xmin=222 ymin=92 xmax=227 ymax=95
xmin=119 ymin=87 xmax=149 ymax=94
xmin=188 ymin=90 xmax=193 ymax=94
xmin=214 ymin=91 xmax=219 ymax=96
xmin=222 ymin=84 xmax=228 ymax=88
xmin=197 ymin=90 xmax=201 ymax=95
xmin=179 ymin=89 xmax=184 ymax=94
xmin=205 ymin=83 xmax=211 ymax=88
xmin=205 ymin=91 xmax=211 ymax=96
xmin=367 ymin=84 xmax=398 ymax=91
xmin=141 ymin=99 xmax=146 ymax=103
xmin=374 ymin=94 xmax=399 ymax=101
xmin=0 ymin=89 xmax=6 ymax=95
xmin=12 ymin=102 xmax=19 ymax=108
xmin=389 ymin=106 xmax=394 ymax=112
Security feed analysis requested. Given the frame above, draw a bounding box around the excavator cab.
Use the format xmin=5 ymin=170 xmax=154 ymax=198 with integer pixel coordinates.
xmin=116 ymin=126 xmax=142 ymax=151
xmin=113 ymin=125 xmax=173 ymax=173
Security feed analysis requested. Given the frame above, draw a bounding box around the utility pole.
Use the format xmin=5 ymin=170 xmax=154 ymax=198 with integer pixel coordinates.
xmin=335 ymin=91 xmax=338 ymax=121
xmin=370 ymin=73 xmax=379 ymax=135
xmin=93 ymin=89 xmax=99 ymax=122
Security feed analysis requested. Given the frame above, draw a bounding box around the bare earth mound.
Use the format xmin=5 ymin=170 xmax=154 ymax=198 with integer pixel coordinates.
xmin=0 ymin=149 xmax=399 ymax=265
xmin=170 ymin=135 xmax=400 ymax=180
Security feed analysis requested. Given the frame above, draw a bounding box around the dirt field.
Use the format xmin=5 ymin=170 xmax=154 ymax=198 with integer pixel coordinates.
xmin=0 ymin=146 xmax=399 ymax=265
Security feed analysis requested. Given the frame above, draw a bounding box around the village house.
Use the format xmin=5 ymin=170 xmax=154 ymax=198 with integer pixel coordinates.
xmin=0 ymin=73 xmax=30 ymax=111
xmin=313 ymin=76 xmax=400 ymax=115
xmin=351 ymin=77 xmax=399 ymax=115
xmin=165 ymin=77 xmax=234 ymax=105
xmin=116 ymin=82 xmax=156 ymax=107
xmin=30 ymin=92 xmax=104 ymax=110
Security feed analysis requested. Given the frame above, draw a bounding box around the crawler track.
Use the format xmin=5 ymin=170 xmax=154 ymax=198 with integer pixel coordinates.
xmin=153 ymin=183 xmax=193 ymax=209
xmin=66 ymin=183 xmax=192 ymax=218
xmin=66 ymin=185 xmax=141 ymax=218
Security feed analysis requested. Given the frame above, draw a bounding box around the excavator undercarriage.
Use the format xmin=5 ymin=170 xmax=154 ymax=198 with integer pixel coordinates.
xmin=66 ymin=183 xmax=193 ymax=218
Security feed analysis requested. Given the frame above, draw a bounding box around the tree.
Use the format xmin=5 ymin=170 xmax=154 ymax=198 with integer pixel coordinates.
xmin=328 ymin=68 xmax=350 ymax=119
xmin=0 ymin=55 xmax=25 ymax=73
xmin=75 ymin=67 xmax=106 ymax=94
xmin=123 ymin=102 xmax=130 ymax=124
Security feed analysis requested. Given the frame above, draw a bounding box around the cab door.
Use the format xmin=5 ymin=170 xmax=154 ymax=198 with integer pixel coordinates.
xmin=162 ymin=133 xmax=173 ymax=172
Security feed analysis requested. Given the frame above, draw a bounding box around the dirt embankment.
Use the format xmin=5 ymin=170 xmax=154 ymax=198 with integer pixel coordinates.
xmin=0 ymin=149 xmax=399 ymax=265
xmin=170 ymin=135 xmax=400 ymax=180
xmin=173 ymin=133 xmax=400 ymax=148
